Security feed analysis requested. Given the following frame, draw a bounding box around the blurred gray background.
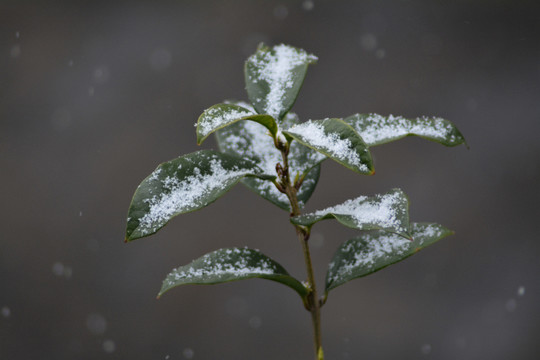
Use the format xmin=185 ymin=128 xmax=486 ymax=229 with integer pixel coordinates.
xmin=1 ymin=1 xmax=539 ymax=359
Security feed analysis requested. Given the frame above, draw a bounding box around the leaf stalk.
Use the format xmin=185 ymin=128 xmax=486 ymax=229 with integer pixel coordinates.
xmin=278 ymin=143 xmax=324 ymax=360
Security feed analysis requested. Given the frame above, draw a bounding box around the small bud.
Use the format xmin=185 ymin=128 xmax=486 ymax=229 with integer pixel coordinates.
xmin=276 ymin=163 xmax=284 ymax=177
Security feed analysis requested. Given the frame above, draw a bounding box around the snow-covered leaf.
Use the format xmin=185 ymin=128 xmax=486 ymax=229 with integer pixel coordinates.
xmin=283 ymin=118 xmax=374 ymax=174
xmin=126 ymin=150 xmax=273 ymax=241
xmin=344 ymin=113 xmax=466 ymax=147
xmin=216 ymin=107 xmax=325 ymax=211
xmin=291 ymin=188 xmax=411 ymax=238
xmin=158 ymin=247 xmax=308 ymax=299
xmin=196 ymin=103 xmax=278 ymax=145
xmin=325 ymin=223 xmax=453 ymax=292
xmin=245 ymin=43 xmax=317 ymax=121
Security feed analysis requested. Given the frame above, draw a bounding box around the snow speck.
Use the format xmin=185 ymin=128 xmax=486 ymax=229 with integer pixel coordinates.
xmin=10 ymin=45 xmax=21 ymax=58
xmin=86 ymin=313 xmax=107 ymax=335
xmin=51 ymin=107 xmax=71 ymax=130
xmin=375 ymin=49 xmax=386 ymax=59
xmin=79 ymin=211 xmax=83 ymax=217
xmin=15 ymin=31 xmax=20 ymax=39
xmin=68 ymin=60 xmax=74 ymax=67
xmin=517 ymin=286 xmax=525 ymax=297
xmin=182 ymin=348 xmax=194 ymax=359
xmin=1 ymin=306 xmax=11 ymax=318
xmin=52 ymin=262 xmax=64 ymax=276
xmin=150 ymin=48 xmax=172 ymax=71
xmin=165 ymin=355 xmax=170 ymax=360
xmin=287 ymin=120 xmax=367 ymax=172
xmin=273 ymin=5 xmax=288 ymax=20
xmin=505 ymin=298 xmax=517 ymax=312
xmin=420 ymin=343 xmax=432 ymax=355
xmin=359 ymin=33 xmax=378 ymax=51
xmin=248 ymin=315 xmax=262 ymax=329
xmin=247 ymin=44 xmax=317 ymax=119
xmin=93 ymin=66 xmax=110 ymax=84
xmin=52 ymin=262 xmax=72 ymax=279
xmin=102 ymin=339 xmax=116 ymax=353
xmin=88 ymin=87 xmax=95 ymax=96
xmin=302 ymin=0 xmax=314 ymax=11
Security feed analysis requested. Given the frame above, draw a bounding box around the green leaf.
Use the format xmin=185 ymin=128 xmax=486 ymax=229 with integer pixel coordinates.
xmin=158 ymin=247 xmax=308 ymax=299
xmin=216 ymin=104 xmax=325 ymax=211
xmin=343 ymin=113 xmax=467 ymax=147
xmin=245 ymin=43 xmax=317 ymax=121
xmin=283 ymin=118 xmax=374 ymax=174
xmin=196 ymin=103 xmax=278 ymax=145
xmin=291 ymin=188 xmax=411 ymax=238
xmin=325 ymin=223 xmax=453 ymax=292
xmin=126 ymin=150 xmax=273 ymax=241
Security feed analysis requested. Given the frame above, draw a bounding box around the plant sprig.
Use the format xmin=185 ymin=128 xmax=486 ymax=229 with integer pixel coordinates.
xmin=125 ymin=43 xmax=465 ymax=360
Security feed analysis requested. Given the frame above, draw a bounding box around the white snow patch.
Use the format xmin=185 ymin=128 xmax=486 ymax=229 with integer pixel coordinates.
xmin=314 ymin=191 xmax=406 ymax=232
xmin=328 ymin=232 xmax=410 ymax=285
xmin=166 ymin=248 xmax=278 ymax=285
xmin=350 ymin=113 xmax=458 ymax=146
xmin=138 ymin=158 xmax=256 ymax=234
xmin=199 ymin=106 xmax=253 ymax=137
xmin=247 ymin=44 xmax=317 ymax=119
xmin=287 ymin=120 xmax=367 ymax=172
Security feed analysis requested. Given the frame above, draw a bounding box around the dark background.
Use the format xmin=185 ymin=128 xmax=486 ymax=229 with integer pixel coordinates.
xmin=1 ymin=1 xmax=539 ymax=359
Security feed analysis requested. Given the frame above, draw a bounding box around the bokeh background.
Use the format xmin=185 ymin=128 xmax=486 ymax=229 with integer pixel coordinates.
xmin=1 ymin=1 xmax=539 ymax=359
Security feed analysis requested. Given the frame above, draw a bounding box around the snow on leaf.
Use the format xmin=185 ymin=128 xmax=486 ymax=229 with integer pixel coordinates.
xmin=245 ymin=44 xmax=317 ymax=121
xmin=291 ymin=188 xmax=411 ymax=237
xmin=344 ymin=113 xmax=466 ymax=147
xmin=126 ymin=150 xmax=273 ymax=241
xmin=284 ymin=118 xmax=374 ymax=174
xmin=216 ymin=104 xmax=324 ymax=210
xmin=196 ymin=103 xmax=278 ymax=145
xmin=158 ymin=247 xmax=308 ymax=298
xmin=325 ymin=223 xmax=453 ymax=292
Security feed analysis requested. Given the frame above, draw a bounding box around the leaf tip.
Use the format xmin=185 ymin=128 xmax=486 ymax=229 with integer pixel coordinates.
xmin=196 ymin=135 xmax=204 ymax=146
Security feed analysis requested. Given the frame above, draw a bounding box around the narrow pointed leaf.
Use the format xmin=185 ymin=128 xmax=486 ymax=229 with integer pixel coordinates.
xmin=284 ymin=118 xmax=374 ymax=174
xmin=344 ymin=113 xmax=466 ymax=147
xmin=126 ymin=150 xmax=273 ymax=241
xmin=291 ymin=188 xmax=411 ymax=237
xmin=196 ymin=103 xmax=278 ymax=145
xmin=245 ymin=43 xmax=317 ymax=121
xmin=325 ymin=223 xmax=453 ymax=292
xmin=216 ymin=105 xmax=325 ymax=211
xmin=158 ymin=247 xmax=308 ymax=299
